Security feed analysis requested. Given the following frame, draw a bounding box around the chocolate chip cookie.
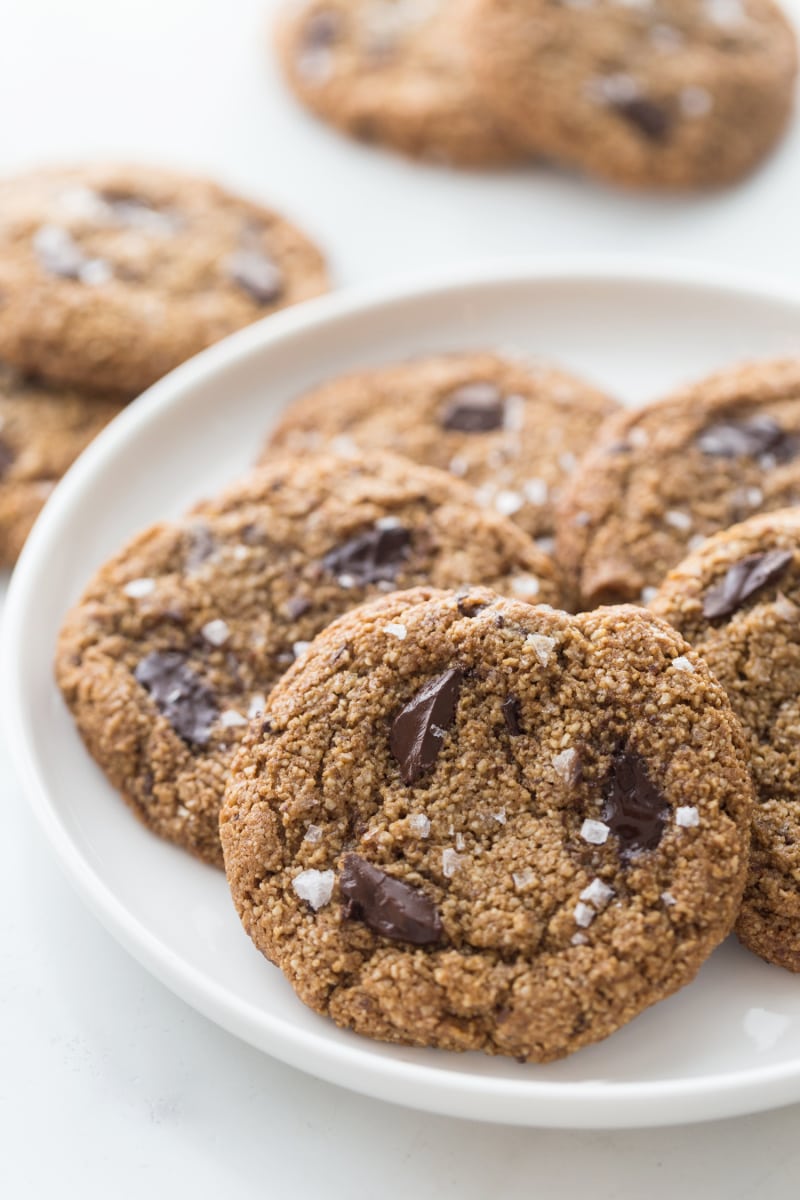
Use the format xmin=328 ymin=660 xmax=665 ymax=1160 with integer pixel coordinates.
xmin=651 ymin=508 xmax=800 ymax=972
xmin=221 ymin=586 xmax=752 ymax=1061
xmin=263 ymin=352 xmax=619 ymax=559
xmin=557 ymin=359 xmax=800 ymax=609
xmin=56 ymin=452 xmax=561 ymax=865
xmin=274 ymin=0 xmax=528 ymax=165
xmin=0 ymin=364 xmax=127 ymax=566
xmin=0 ymin=164 xmax=328 ymax=395
xmin=470 ymin=0 xmax=797 ymax=189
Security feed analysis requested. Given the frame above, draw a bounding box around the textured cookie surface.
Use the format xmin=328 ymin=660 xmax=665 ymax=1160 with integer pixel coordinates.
xmin=275 ymin=0 xmax=528 ymax=165
xmin=652 ymin=509 xmax=800 ymax=972
xmin=56 ymin=452 xmax=561 ymax=865
xmin=264 ymin=351 xmax=618 ymax=557
xmin=470 ymin=0 xmax=797 ymax=188
xmin=0 ymin=364 xmax=127 ymax=566
xmin=557 ymin=359 xmax=800 ymax=609
xmin=0 ymin=164 xmax=328 ymax=394
xmin=221 ymin=587 xmax=751 ymax=1061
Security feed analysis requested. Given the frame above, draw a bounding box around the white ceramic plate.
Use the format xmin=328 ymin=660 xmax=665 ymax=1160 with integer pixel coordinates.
xmin=5 ymin=260 xmax=800 ymax=1129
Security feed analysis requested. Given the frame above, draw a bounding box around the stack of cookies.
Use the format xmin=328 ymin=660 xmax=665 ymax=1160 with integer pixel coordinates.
xmin=0 ymin=164 xmax=328 ymax=566
xmin=56 ymin=348 xmax=800 ymax=1064
xmin=275 ymin=0 xmax=799 ymax=188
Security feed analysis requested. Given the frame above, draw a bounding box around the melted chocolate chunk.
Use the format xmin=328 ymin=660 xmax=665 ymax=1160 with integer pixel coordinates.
xmin=340 ymin=853 xmax=443 ymax=944
xmin=696 ymin=415 xmax=797 ymax=462
xmin=601 ymin=749 xmax=667 ymax=858
xmin=612 ymin=97 xmax=671 ymax=142
xmin=227 ymin=247 xmax=284 ymax=304
xmin=702 ymin=548 xmax=793 ymax=620
xmin=502 ymin=695 xmax=522 ymax=736
xmin=440 ymin=382 xmax=505 ymax=432
xmin=184 ymin=523 xmax=216 ymax=571
xmin=298 ymin=8 xmax=340 ymax=54
xmin=390 ymin=668 xmax=463 ymax=785
xmin=286 ymin=594 xmax=312 ymax=620
xmin=456 ymin=593 xmax=489 ymax=618
xmin=134 ymin=651 xmax=218 ymax=746
xmin=0 ymin=437 xmax=15 ymax=478
xmin=323 ymin=523 xmax=411 ymax=586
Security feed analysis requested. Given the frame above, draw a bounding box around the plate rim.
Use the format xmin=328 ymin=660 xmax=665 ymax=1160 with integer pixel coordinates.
xmin=5 ymin=255 xmax=800 ymax=1129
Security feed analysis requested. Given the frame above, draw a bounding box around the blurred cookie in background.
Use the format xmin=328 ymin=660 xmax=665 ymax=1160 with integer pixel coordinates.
xmin=0 ymin=364 xmax=127 ymax=566
xmin=274 ymin=0 xmax=529 ymax=166
xmin=0 ymin=164 xmax=329 ymax=395
xmin=469 ymin=0 xmax=798 ymax=189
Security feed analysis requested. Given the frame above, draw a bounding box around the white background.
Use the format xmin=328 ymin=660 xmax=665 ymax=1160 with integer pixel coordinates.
xmin=2 ymin=0 xmax=800 ymax=1195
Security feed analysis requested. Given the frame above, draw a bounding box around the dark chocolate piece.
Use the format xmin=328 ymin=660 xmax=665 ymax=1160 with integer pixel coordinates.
xmin=340 ymin=853 xmax=443 ymax=944
xmin=323 ymin=523 xmax=411 ymax=586
xmin=702 ymin=549 xmax=793 ymax=619
xmin=440 ymin=382 xmax=505 ymax=433
xmin=390 ymin=667 xmax=463 ymax=784
xmin=134 ymin=651 xmax=218 ymax=746
xmin=601 ymin=749 xmax=667 ymax=857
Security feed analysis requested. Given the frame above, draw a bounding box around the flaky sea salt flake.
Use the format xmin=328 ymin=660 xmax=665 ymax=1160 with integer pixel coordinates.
xmin=384 ymin=622 xmax=407 ymax=640
xmin=675 ymin=806 xmax=700 ymax=828
xmin=581 ymin=818 xmax=610 ymax=845
xmin=201 ymin=618 xmax=230 ymax=646
xmin=123 ymin=577 xmax=155 ymax=599
xmin=526 ymin=632 xmax=556 ymax=666
xmin=292 ymin=868 xmax=335 ymax=910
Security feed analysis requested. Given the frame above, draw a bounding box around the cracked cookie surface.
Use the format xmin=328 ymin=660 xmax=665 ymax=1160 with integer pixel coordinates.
xmin=221 ymin=587 xmax=751 ymax=1061
xmin=56 ymin=452 xmax=560 ymax=865
xmin=0 ymin=164 xmax=328 ymax=394
xmin=557 ymin=359 xmax=800 ymax=609
xmin=652 ymin=508 xmax=800 ymax=972
xmin=264 ymin=351 xmax=618 ymax=563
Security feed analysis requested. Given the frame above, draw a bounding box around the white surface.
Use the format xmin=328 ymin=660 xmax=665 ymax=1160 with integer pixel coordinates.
xmin=7 ymin=262 xmax=800 ymax=1134
xmin=2 ymin=0 xmax=800 ymax=1192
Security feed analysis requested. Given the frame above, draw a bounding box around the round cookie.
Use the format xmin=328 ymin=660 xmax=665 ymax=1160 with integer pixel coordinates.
xmin=469 ymin=0 xmax=797 ymax=189
xmin=0 ymin=364 xmax=127 ymax=567
xmin=221 ymin=586 xmax=752 ymax=1061
xmin=0 ymin=164 xmax=328 ymax=394
xmin=263 ymin=351 xmax=619 ymax=557
xmin=651 ymin=508 xmax=800 ymax=972
xmin=56 ymin=452 xmax=562 ymax=866
xmin=556 ymin=358 xmax=800 ymax=609
xmin=275 ymin=0 xmax=528 ymax=166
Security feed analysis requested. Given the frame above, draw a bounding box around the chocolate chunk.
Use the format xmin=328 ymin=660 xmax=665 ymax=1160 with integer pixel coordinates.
xmin=390 ymin=668 xmax=463 ymax=785
xmin=612 ymin=97 xmax=671 ymax=142
xmin=340 ymin=853 xmax=443 ymax=944
xmin=440 ymin=382 xmax=505 ymax=432
xmin=502 ymin=695 xmax=522 ymax=736
xmin=696 ymin=415 xmax=797 ymax=462
xmin=323 ymin=523 xmax=411 ymax=586
xmin=184 ymin=523 xmax=216 ymax=570
xmin=134 ymin=651 xmax=218 ymax=746
xmin=456 ymin=593 xmax=488 ymax=618
xmin=227 ymin=248 xmax=284 ymax=304
xmin=601 ymin=749 xmax=667 ymax=858
xmin=0 ymin=437 xmax=15 ymax=478
xmin=298 ymin=7 xmax=340 ymax=55
xmin=286 ymin=594 xmax=312 ymax=620
xmin=702 ymin=549 xmax=793 ymax=619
